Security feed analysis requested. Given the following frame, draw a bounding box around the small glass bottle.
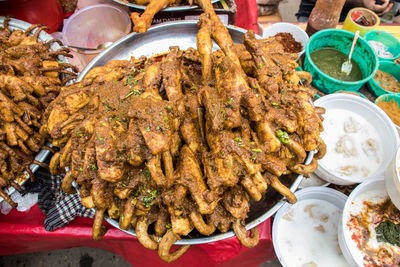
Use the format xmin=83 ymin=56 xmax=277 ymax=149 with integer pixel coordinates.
xmin=306 ymin=0 xmax=347 ymax=36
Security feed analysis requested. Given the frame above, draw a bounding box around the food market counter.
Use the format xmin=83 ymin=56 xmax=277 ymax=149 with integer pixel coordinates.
xmin=0 ymin=205 xmax=275 ymax=267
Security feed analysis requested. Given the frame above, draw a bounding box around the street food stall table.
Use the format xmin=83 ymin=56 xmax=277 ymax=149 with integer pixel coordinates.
xmin=0 ymin=12 xmax=399 ymax=265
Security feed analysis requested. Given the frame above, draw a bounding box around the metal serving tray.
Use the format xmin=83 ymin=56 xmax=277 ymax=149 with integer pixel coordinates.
xmin=0 ymin=17 xmax=65 ymax=204
xmin=78 ymin=21 xmax=312 ymax=245
xmin=113 ymin=0 xmax=220 ymax=11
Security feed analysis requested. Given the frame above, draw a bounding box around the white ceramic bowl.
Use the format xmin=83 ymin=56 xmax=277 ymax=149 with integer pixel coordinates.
xmin=385 ymin=145 xmax=400 ymax=210
xmin=339 ymin=179 xmax=393 ymax=267
xmin=314 ymin=94 xmax=400 ymax=185
xmin=261 ymin=22 xmax=309 ymax=57
xmin=272 ymin=187 xmax=348 ymax=267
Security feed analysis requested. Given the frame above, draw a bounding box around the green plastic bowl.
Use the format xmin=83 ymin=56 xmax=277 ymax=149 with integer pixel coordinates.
xmin=364 ymin=30 xmax=400 ymax=62
xmin=304 ymin=29 xmax=378 ymax=94
xmin=375 ymin=94 xmax=400 ymax=135
xmin=367 ymin=61 xmax=400 ymax=97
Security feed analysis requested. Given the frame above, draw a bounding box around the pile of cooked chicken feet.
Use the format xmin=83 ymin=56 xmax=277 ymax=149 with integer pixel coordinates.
xmin=0 ymin=17 xmax=78 ymax=208
xmin=41 ymin=3 xmax=326 ymax=262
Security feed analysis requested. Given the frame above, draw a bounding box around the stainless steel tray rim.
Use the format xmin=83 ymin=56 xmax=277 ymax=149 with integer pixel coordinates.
xmin=113 ymin=0 xmax=220 ymax=11
xmin=78 ymin=21 xmax=249 ymax=81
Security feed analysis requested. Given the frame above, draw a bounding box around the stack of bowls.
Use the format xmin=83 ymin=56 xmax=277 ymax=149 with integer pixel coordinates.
xmin=363 ymin=30 xmax=400 ymax=97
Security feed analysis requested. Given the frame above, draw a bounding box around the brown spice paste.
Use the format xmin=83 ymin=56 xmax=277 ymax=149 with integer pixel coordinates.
xmin=376 ymin=100 xmax=400 ymax=126
xmin=374 ymin=70 xmax=400 ymax=93
xmin=274 ymin=32 xmax=303 ymax=53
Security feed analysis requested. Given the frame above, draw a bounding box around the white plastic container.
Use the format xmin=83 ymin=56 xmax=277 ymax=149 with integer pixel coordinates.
xmin=339 ymin=178 xmax=400 ymax=267
xmin=272 ymin=187 xmax=349 ymax=267
xmin=261 ymin=22 xmax=309 ymax=58
xmin=385 ymin=145 xmax=400 ymax=210
xmin=314 ymin=94 xmax=399 ymax=185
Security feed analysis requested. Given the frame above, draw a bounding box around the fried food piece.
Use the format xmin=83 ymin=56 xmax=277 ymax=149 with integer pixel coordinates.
xmin=131 ymin=0 xmax=177 ymax=33
xmin=158 ymin=230 xmax=190 ymax=263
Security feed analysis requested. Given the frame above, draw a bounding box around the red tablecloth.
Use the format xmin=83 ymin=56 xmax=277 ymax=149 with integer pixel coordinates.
xmin=0 ymin=204 xmax=275 ymax=266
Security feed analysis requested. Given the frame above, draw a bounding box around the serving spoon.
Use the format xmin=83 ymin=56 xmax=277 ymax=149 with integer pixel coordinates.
xmin=66 ymin=41 xmax=113 ymax=51
xmin=341 ymin=31 xmax=360 ymax=75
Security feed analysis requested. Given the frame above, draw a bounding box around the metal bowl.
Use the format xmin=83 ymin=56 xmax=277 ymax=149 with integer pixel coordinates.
xmin=113 ymin=0 xmax=219 ymax=11
xmin=78 ymin=21 xmax=312 ymax=245
xmin=0 ymin=17 xmax=66 ymax=203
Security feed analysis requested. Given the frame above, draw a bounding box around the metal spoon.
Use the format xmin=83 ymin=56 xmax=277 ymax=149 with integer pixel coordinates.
xmin=66 ymin=41 xmax=113 ymax=51
xmin=341 ymin=31 xmax=360 ymax=75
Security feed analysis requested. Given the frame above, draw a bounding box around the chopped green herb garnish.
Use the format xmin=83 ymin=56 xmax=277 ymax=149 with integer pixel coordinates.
xmin=75 ymin=131 xmax=88 ymax=138
xmin=250 ymin=154 xmax=257 ymax=161
xmin=250 ymin=141 xmax=255 ymax=145
xmin=189 ymin=85 xmax=197 ymax=90
xmin=103 ymin=102 xmax=111 ymax=111
xmin=79 ymin=167 xmax=84 ymax=172
xmin=143 ymin=169 xmax=151 ymax=180
xmin=126 ymin=75 xmax=138 ymax=85
xmin=238 ymin=143 xmax=245 ymax=147
xmin=167 ymin=104 xmax=172 ymax=111
xmin=134 ymin=189 xmax=140 ymax=197
xmin=156 ymin=126 xmax=161 ymax=131
xmin=225 ymin=98 xmax=234 ymax=108
xmin=142 ymin=190 xmax=158 ymax=208
xmin=252 ymin=84 xmax=259 ymax=89
xmin=96 ymin=132 xmax=106 ymax=143
xmin=166 ymin=223 xmax=172 ymax=229
xmin=276 ymin=129 xmax=290 ymax=144
xmin=139 ymin=69 xmax=146 ymax=73
xmin=258 ymin=63 xmax=264 ymax=69
xmin=123 ymin=88 xmax=143 ymax=99
xmin=144 ymin=127 xmax=150 ymax=132
xmin=164 ymin=117 xmax=169 ymax=122
xmin=376 ymin=220 xmax=400 ymax=246
xmin=271 ymin=102 xmax=279 ymax=107
xmin=122 ymin=183 xmax=127 ymax=187
xmin=91 ymin=164 xmax=98 ymax=171
xmin=251 ymin=148 xmax=262 ymax=153
xmin=234 ymin=137 xmax=242 ymax=143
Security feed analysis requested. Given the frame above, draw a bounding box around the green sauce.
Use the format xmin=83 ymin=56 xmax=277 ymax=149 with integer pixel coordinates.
xmin=310 ymin=48 xmax=363 ymax=82
xmin=376 ymin=220 xmax=400 ymax=246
